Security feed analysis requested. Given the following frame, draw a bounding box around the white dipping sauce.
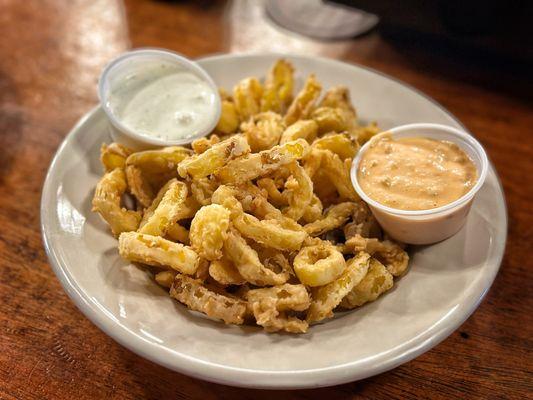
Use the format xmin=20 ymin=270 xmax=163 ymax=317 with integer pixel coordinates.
xmin=107 ymin=61 xmax=217 ymax=141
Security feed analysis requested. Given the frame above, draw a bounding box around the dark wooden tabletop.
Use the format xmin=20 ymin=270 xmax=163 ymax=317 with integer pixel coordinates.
xmin=1 ymin=1 xmax=531 ymax=399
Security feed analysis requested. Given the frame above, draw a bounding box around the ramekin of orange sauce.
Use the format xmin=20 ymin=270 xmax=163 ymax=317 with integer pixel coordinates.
xmin=351 ymin=123 xmax=488 ymax=245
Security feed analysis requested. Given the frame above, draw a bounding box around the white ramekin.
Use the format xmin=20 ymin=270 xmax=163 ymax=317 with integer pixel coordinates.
xmin=98 ymin=48 xmax=221 ymax=149
xmin=351 ymin=123 xmax=488 ymax=245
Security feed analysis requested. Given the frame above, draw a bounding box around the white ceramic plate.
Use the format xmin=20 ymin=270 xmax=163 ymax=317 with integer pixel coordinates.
xmin=41 ymin=54 xmax=507 ymax=389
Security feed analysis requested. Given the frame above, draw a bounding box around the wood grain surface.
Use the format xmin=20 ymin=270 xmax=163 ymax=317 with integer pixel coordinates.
xmin=0 ymin=1 xmax=531 ymax=399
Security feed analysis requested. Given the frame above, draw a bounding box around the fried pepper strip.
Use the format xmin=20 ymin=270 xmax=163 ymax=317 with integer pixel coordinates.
xmin=224 ymin=229 xmax=289 ymax=286
xmin=241 ymin=111 xmax=285 ymax=152
xmin=280 ymin=120 xmax=318 ymax=144
xmin=166 ymin=223 xmax=190 ymax=244
xmin=260 ymin=59 xmax=294 ymax=113
xmin=351 ymin=121 xmax=380 ymax=145
xmin=343 ymin=202 xmax=381 ymax=240
xmin=92 ymin=168 xmax=141 ymax=236
xmin=190 ymin=177 xmax=217 ymax=206
xmin=246 ymin=284 xmax=310 ymax=333
xmin=319 ymin=85 xmax=356 ymax=116
xmin=306 ymin=252 xmax=371 ymax=323
xmin=256 ymin=177 xmax=287 ymax=207
xmin=126 ymin=146 xmax=192 ymax=191
xmin=123 ymin=147 xmax=191 ymax=207
xmin=170 ymin=275 xmax=247 ymax=324
xmin=282 ymin=161 xmax=313 ymax=221
xmin=126 ymin=146 xmax=192 ymax=173
xmin=284 ymin=74 xmax=322 ymax=126
xmin=340 ymin=258 xmax=393 ymax=309
xmin=304 ymin=202 xmax=356 ymax=236
xmin=178 ymin=135 xmax=250 ymax=179
xmin=311 ymin=107 xmax=355 ymax=134
xmin=233 ymin=77 xmax=263 ymax=120
xmin=118 ymin=232 xmax=199 ymax=275
xmin=100 ymin=143 xmax=132 ymax=172
xmin=154 ymin=270 xmax=177 ymax=288
xmin=344 ymin=234 xmax=409 ymax=277
xmin=192 ymin=134 xmax=220 ymax=154
xmin=125 ymin=164 xmax=155 ymax=208
xmin=139 ymin=179 xmax=188 ymax=237
xmin=313 ymin=132 xmax=360 ymax=161
xmin=233 ymin=213 xmax=307 ymax=251
xmin=209 ymin=257 xmax=246 ymax=286
xmin=320 ymin=149 xmax=359 ymax=201
xmin=217 ymin=99 xmax=240 ymax=134
xmin=301 ymin=194 xmax=323 ymax=223
xmin=163 ymin=196 xmax=202 ymax=239
xmin=216 ymin=139 xmax=310 ymax=184
xmin=293 ymin=241 xmax=346 ymax=287
xmin=190 ymin=204 xmax=231 ymax=261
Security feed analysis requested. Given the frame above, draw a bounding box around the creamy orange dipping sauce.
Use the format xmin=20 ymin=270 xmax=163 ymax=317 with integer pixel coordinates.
xmin=357 ymin=135 xmax=477 ymax=211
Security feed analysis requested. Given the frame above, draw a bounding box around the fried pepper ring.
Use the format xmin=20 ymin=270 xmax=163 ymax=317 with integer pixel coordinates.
xmin=212 ymin=186 xmax=307 ymax=251
xmin=340 ymin=258 xmax=393 ymax=309
xmin=170 ymin=274 xmax=247 ymax=325
xmin=246 ymin=284 xmax=310 ymax=333
xmin=190 ymin=204 xmax=231 ymax=261
xmin=118 ymin=232 xmax=199 ymax=275
xmin=139 ymin=179 xmax=188 ymax=237
xmin=92 ymin=168 xmax=141 ymax=237
xmin=293 ymin=241 xmax=346 ymax=287
xmin=216 ymin=139 xmax=310 ymax=184
xmin=177 ymin=135 xmax=250 ymax=180
xmin=304 ymin=202 xmax=356 ymax=236
xmin=344 ymin=234 xmax=409 ymax=277
xmin=306 ymin=252 xmax=371 ymax=323
xmin=224 ymin=228 xmax=289 ymax=286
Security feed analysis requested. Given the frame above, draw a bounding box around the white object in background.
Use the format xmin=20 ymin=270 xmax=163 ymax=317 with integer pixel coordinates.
xmin=351 ymin=123 xmax=489 ymax=245
xmin=266 ymin=0 xmax=379 ymax=40
xmin=98 ymin=48 xmax=221 ymax=149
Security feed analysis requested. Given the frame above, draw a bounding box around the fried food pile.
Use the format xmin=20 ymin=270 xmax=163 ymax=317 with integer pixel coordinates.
xmin=92 ymin=59 xmax=409 ymax=333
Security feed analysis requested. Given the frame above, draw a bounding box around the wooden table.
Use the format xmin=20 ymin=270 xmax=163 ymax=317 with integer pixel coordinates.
xmin=1 ymin=1 xmax=531 ymax=398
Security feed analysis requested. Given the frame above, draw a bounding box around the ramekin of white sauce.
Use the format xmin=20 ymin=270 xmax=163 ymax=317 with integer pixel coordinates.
xmin=98 ymin=49 xmax=221 ymax=148
xmin=351 ymin=123 xmax=488 ymax=245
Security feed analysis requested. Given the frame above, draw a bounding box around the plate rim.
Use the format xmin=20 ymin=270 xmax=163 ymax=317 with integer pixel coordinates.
xmin=41 ymin=52 xmax=508 ymax=389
